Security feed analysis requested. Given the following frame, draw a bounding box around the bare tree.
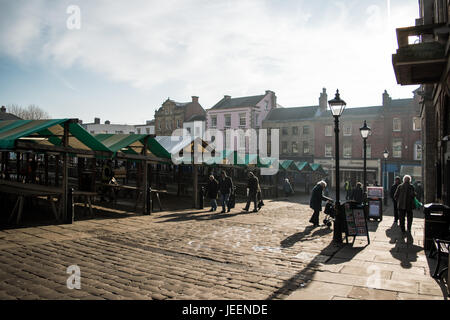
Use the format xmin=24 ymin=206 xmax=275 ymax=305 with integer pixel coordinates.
xmin=7 ymin=104 xmax=50 ymax=120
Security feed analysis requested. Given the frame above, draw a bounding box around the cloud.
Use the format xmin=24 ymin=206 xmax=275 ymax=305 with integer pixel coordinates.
xmin=0 ymin=0 xmax=419 ymax=111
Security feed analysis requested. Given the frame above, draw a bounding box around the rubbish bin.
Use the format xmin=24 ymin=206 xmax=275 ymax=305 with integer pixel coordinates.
xmin=423 ymin=203 xmax=450 ymax=251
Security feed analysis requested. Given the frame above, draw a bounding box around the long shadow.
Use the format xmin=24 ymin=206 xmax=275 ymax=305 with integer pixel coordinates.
xmin=155 ymin=210 xmax=249 ymax=223
xmin=266 ymin=240 xmax=366 ymax=300
xmin=385 ymin=224 xmax=422 ymax=269
xmin=280 ymin=225 xmax=333 ymax=249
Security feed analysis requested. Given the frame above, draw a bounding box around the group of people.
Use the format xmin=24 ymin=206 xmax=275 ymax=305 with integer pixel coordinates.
xmin=309 ymin=174 xmax=420 ymax=234
xmin=206 ymin=171 xmax=264 ymax=214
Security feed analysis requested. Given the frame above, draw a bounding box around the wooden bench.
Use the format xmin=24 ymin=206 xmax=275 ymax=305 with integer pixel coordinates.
xmin=429 ymin=238 xmax=450 ymax=279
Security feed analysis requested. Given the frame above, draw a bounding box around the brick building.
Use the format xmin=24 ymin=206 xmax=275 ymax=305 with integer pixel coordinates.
xmin=263 ymin=88 xmax=421 ymax=189
xmin=155 ymin=96 xmax=206 ymax=136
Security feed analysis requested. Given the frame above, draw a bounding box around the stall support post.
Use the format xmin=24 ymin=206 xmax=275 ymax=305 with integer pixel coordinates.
xmin=193 ymin=164 xmax=198 ymax=209
xmin=44 ymin=154 xmax=49 ymax=186
xmin=62 ymin=122 xmax=69 ymax=222
xmin=16 ymin=152 xmax=20 ymax=182
xmin=142 ymin=136 xmax=149 ymax=214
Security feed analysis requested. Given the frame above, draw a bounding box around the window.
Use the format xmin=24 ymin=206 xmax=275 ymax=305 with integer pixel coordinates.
xmin=282 ymin=127 xmax=288 ymax=136
xmin=393 ymin=139 xmax=402 ymax=158
xmin=177 ymin=120 xmax=181 ymax=128
xmin=239 ymin=113 xmax=246 ymax=127
xmin=211 ymin=116 xmax=217 ymax=128
xmin=303 ymin=141 xmax=310 ymax=154
xmin=165 ymin=108 xmax=169 ymax=115
xmin=225 ymin=114 xmax=231 ymax=127
xmin=158 ymin=122 xmax=161 ymax=130
xmin=393 ymin=118 xmax=401 ymax=131
xmin=292 ymin=142 xmax=298 ymax=154
xmin=362 ymin=144 xmax=371 ymax=158
xmin=115 ymin=130 xmax=124 ymax=134
xmin=325 ymin=125 xmax=332 ymax=137
xmin=325 ymin=144 xmax=332 ymax=157
xmin=292 ymin=127 xmax=298 ymax=135
xmin=303 ymin=126 xmax=310 ymax=135
xmin=413 ymin=117 xmax=421 ymax=131
xmin=166 ymin=120 xmax=170 ymax=130
xmin=282 ymin=141 xmax=288 ymax=154
xmin=255 ymin=114 xmax=259 ymax=127
xmin=343 ymin=144 xmax=352 ymax=158
xmin=146 ymin=128 xmax=150 ymax=134
xmin=186 ymin=127 xmax=191 ymax=134
xmin=343 ymin=123 xmax=352 ymax=136
xmin=414 ymin=141 xmax=422 ymax=160
xmin=137 ymin=128 xmax=141 ymax=134
xmin=90 ymin=130 xmax=95 ymax=134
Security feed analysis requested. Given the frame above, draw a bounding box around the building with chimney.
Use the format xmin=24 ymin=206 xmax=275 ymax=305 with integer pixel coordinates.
xmin=135 ymin=120 xmax=155 ymax=135
xmin=0 ymin=106 xmax=21 ymax=121
xmin=82 ymin=118 xmax=136 ymax=134
xmin=154 ymin=96 xmax=206 ymax=136
xmin=206 ymin=90 xmax=277 ymax=152
xmin=263 ymin=89 xmax=421 ymax=189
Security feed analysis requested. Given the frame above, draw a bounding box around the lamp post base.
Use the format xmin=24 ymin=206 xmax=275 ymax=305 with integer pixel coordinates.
xmin=333 ymin=202 xmax=343 ymax=243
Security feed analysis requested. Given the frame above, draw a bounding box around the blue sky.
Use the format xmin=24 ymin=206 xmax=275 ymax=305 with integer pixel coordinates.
xmin=0 ymin=0 xmax=419 ymax=124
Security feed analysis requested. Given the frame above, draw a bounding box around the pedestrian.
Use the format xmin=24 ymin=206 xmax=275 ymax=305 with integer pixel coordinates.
xmin=283 ymin=178 xmax=294 ymax=197
xmin=351 ymin=182 xmax=364 ymax=204
xmin=394 ymin=175 xmax=416 ymax=234
xmin=309 ymin=180 xmax=333 ymax=227
xmin=390 ymin=176 xmax=401 ymax=225
xmin=207 ymin=175 xmax=219 ymax=212
xmin=345 ymin=180 xmax=352 ymax=200
xmin=244 ymin=172 xmax=259 ymax=212
xmin=414 ymin=181 xmax=424 ymax=204
xmin=218 ymin=170 xmax=233 ymax=213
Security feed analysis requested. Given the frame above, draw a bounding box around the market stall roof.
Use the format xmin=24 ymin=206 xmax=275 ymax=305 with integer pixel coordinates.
xmin=294 ymin=161 xmax=314 ymax=172
xmin=310 ymin=163 xmax=327 ymax=175
xmin=0 ymin=119 xmax=111 ymax=156
xmin=257 ymin=156 xmax=278 ymax=168
xmin=149 ymin=136 xmax=213 ymax=164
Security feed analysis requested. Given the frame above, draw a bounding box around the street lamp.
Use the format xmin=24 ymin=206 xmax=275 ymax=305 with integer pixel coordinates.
xmin=383 ymin=149 xmax=389 ymax=205
xmin=359 ymin=120 xmax=371 ymax=197
xmin=329 ymin=89 xmax=346 ymax=244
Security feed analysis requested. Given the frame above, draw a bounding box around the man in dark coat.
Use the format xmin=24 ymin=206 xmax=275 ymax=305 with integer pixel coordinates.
xmin=218 ymin=171 xmax=233 ymax=213
xmin=351 ymin=182 xmax=364 ymax=204
xmin=207 ymin=175 xmax=219 ymax=212
xmin=390 ymin=176 xmax=401 ymax=225
xmin=394 ymin=175 xmax=416 ymax=233
xmin=309 ymin=180 xmax=333 ymax=227
xmin=244 ymin=172 xmax=259 ymax=212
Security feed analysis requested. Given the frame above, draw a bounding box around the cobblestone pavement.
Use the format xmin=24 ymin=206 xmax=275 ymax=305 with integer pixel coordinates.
xmin=0 ymin=196 xmax=447 ymax=300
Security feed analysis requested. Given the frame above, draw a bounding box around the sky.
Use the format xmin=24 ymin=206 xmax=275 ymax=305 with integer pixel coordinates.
xmin=0 ymin=0 xmax=420 ymax=125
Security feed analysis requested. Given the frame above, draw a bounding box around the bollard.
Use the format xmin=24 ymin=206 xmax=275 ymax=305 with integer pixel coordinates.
xmin=65 ymin=187 xmax=74 ymax=224
xmin=146 ymin=187 xmax=152 ymax=215
xmin=199 ymin=186 xmax=205 ymax=209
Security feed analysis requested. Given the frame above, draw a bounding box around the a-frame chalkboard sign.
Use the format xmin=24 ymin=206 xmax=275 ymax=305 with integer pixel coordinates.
xmin=343 ymin=201 xmax=370 ymax=244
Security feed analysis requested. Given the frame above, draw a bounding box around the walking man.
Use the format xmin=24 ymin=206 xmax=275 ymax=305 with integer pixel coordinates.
xmin=390 ymin=176 xmax=401 ymax=225
xmin=345 ymin=180 xmax=352 ymax=200
xmin=309 ymin=180 xmax=333 ymax=227
xmin=351 ymin=182 xmax=364 ymax=204
xmin=218 ymin=171 xmax=233 ymax=213
xmin=207 ymin=175 xmax=219 ymax=212
xmin=394 ymin=175 xmax=416 ymax=234
xmin=244 ymin=172 xmax=259 ymax=212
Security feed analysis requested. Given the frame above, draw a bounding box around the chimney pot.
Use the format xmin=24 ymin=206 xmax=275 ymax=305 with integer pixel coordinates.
xmin=224 ymin=95 xmax=231 ymax=100
xmin=1 ymin=106 xmax=6 ymax=113
xmin=94 ymin=117 xmax=100 ymax=124
xmin=192 ymin=96 xmax=199 ymax=103
xmin=105 ymin=120 xmax=110 ymax=125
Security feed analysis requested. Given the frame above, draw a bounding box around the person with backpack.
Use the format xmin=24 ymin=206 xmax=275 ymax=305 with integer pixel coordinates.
xmin=218 ymin=170 xmax=233 ymax=213
xmin=207 ymin=174 xmax=219 ymax=212
xmin=243 ymin=171 xmax=260 ymax=213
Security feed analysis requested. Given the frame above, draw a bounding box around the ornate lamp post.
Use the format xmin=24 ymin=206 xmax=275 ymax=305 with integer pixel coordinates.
xmin=329 ymin=89 xmax=346 ymax=244
xmin=359 ymin=121 xmax=371 ymax=198
xmin=383 ymin=149 xmax=389 ymax=205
